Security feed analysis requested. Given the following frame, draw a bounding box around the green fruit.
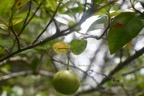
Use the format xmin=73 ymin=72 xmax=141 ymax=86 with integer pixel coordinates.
xmin=68 ymin=21 xmax=81 ymax=31
xmin=52 ymin=70 xmax=80 ymax=95
xmin=68 ymin=21 xmax=75 ymax=27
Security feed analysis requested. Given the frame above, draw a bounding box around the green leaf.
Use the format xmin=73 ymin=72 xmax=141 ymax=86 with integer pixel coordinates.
xmin=108 ymin=12 xmax=144 ymax=54
xmin=70 ymin=39 xmax=87 ymax=55
xmin=0 ymin=0 xmax=15 ymax=17
xmin=46 ymin=0 xmax=57 ymax=11
xmin=31 ymin=57 xmax=39 ymax=72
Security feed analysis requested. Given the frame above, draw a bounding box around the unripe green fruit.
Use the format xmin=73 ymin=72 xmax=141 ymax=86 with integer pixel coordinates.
xmin=52 ymin=70 xmax=80 ymax=95
xmin=68 ymin=21 xmax=75 ymax=27
xmin=68 ymin=21 xmax=81 ymax=31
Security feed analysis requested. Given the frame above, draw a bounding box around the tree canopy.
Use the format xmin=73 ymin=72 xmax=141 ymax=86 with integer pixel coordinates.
xmin=0 ymin=0 xmax=144 ymax=96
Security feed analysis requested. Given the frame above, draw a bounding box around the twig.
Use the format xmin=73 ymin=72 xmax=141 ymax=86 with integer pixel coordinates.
xmin=82 ymin=0 xmax=88 ymax=18
xmin=76 ymin=47 xmax=144 ymax=95
xmin=51 ymin=58 xmax=98 ymax=85
xmin=9 ymin=26 xmax=21 ymax=50
xmin=22 ymin=0 xmax=32 ymax=28
xmin=99 ymin=47 xmax=144 ymax=86
xmin=0 ymin=1 xmax=116 ymax=66
xmin=9 ymin=5 xmax=21 ymax=50
xmin=32 ymin=0 xmax=62 ymax=44
xmin=0 ymin=32 xmax=62 ymax=63
xmin=130 ymin=0 xmax=144 ymax=16
xmin=0 ymin=71 xmax=32 ymax=81
xmin=81 ymin=43 xmax=103 ymax=83
xmin=122 ymin=66 xmax=144 ymax=76
xmin=18 ymin=0 xmax=46 ymax=36
xmin=38 ymin=70 xmax=54 ymax=77
xmin=82 ymin=13 xmax=111 ymax=40
xmin=61 ymin=0 xmax=116 ymax=36
xmin=0 ymin=70 xmax=54 ymax=82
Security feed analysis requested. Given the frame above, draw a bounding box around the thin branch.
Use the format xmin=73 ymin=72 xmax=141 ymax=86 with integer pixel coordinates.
xmin=81 ymin=43 xmax=103 ymax=83
xmin=0 ymin=71 xmax=32 ymax=81
xmin=81 ymin=0 xmax=88 ymax=18
xmin=23 ymin=0 xmax=32 ymax=27
xmin=61 ymin=0 xmax=116 ymax=36
xmin=9 ymin=26 xmax=21 ymax=50
xmin=51 ymin=58 xmax=98 ymax=85
xmin=53 ymin=18 xmax=60 ymax=33
xmin=0 ymin=33 xmax=60 ymax=63
xmin=122 ymin=66 xmax=144 ymax=76
xmin=99 ymin=47 xmax=144 ymax=86
xmin=130 ymin=0 xmax=144 ymax=16
xmin=18 ymin=0 xmax=46 ymax=36
xmin=38 ymin=70 xmax=54 ymax=77
xmin=32 ymin=0 xmax=62 ymax=44
xmin=76 ymin=47 xmax=144 ymax=95
xmin=82 ymin=13 xmax=111 ymax=40
xmin=9 ymin=5 xmax=21 ymax=50
xmin=99 ymin=73 xmax=131 ymax=96
xmin=0 ymin=70 xmax=54 ymax=82
xmin=0 ymin=1 xmax=116 ymax=66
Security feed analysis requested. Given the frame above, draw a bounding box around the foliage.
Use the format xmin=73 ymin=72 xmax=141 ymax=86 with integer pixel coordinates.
xmin=0 ymin=0 xmax=144 ymax=96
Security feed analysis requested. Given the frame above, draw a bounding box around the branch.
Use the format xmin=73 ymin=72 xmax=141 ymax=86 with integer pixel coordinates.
xmin=0 ymin=33 xmax=61 ymax=63
xmin=51 ymin=58 xmax=99 ymax=85
xmin=99 ymin=47 xmax=144 ymax=86
xmin=82 ymin=13 xmax=111 ymax=40
xmin=122 ymin=66 xmax=144 ymax=76
xmin=61 ymin=0 xmax=116 ymax=36
xmin=38 ymin=70 xmax=54 ymax=77
xmin=22 ymin=0 xmax=32 ymax=28
xmin=9 ymin=25 xmax=21 ymax=50
xmin=130 ymin=0 xmax=144 ymax=16
xmin=0 ymin=70 xmax=54 ymax=82
xmin=32 ymin=0 xmax=62 ymax=44
xmin=0 ymin=71 xmax=32 ymax=81
xmin=76 ymin=47 xmax=144 ymax=95
xmin=0 ymin=1 xmax=116 ymax=65
xmin=18 ymin=0 xmax=45 ymax=36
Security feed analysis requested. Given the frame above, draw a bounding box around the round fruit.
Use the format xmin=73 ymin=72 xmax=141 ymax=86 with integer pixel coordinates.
xmin=68 ymin=21 xmax=75 ymax=27
xmin=68 ymin=21 xmax=81 ymax=31
xmin=52 ymin=70 xmax=80 ymax=95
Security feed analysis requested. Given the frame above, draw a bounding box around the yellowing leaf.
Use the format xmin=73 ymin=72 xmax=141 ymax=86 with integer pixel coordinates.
xmin=12 ymin=18 xmax=24 ymax=25
xmin=15 ymin=0 xmax=28 ymax=9
xmin=53 ymin=42 xmax=70 ymax=54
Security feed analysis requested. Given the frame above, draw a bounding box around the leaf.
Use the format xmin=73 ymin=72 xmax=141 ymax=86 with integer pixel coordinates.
xmin=31 ymin=57 xmax=39 ymax=72
xmin=15 ymin=0 xmax=29 ymax=9
xmin=108 ymin=12 xmax=144 ymax=54
xmin=70 ymin=39 xmax=87 ymax=55
xmin=0 ymin=24 xmax=8 ymax=30
xmin=53 ymin=42 xmax=70 ymax=54
xmin=46 ymin=0 xmax=57 ymax=11
xmin=12 ymin=18 xmax=24 ymax=25
xmin=87 ymin=15 xmax=108 ymax=32
xmin=0 ymin=0 xmax=15 ymax=17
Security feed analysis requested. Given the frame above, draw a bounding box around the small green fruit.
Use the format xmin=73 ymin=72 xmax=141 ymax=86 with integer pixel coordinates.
xmin=53 ymin=70 xmax=80 ymax=95
xmin=68 ymin=21 xmax=75 ymax=27
xmin=68 ymin=21 xmax=81 ymax=31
